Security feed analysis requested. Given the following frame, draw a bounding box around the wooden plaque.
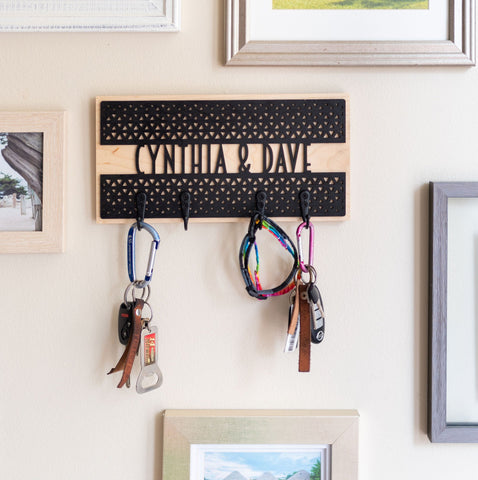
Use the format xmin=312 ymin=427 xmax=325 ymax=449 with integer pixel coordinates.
xmin=96 ymin=94 xmax=350 ymax=224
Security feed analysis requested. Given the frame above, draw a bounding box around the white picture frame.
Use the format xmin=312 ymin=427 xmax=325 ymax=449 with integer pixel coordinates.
xmin=162 ymin=410 xmax=359 ymax=480
xmin=226 ymin=0 xmax=475 ymax=66
xmin=190 ymin=444 xmax=332 ymax=480
xmin=0 ymin=0 xmax=180 ymax=32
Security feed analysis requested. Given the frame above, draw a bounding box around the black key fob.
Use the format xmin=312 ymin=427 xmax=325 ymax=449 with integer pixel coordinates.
xmin=118 ymin=302 xmax=133 ymax=345
xmin=307 ymin=283 xmax=320 ymax=304
xmin=310 ymin=291 xmax=325 ymax=344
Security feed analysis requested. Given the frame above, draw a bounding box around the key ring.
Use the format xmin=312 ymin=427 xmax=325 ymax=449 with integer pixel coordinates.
xmin=295 ymin=263 xmax=317 ymax=285
xmin=124 ymin=282 xmax=151 ymax=305
xmin=141 ymin=301 xmax=153 ymax=331
xmin=239 ymin=214 xmax=299 ymax=299
xmin=127 ymin=221 xmax=160 ymax=288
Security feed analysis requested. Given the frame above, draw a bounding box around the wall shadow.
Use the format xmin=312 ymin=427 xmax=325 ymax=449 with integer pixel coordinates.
xmin=414 ymin=183 xmax=430 ymax=441
xmin=154 ymin=411 xmax=165 ymax=480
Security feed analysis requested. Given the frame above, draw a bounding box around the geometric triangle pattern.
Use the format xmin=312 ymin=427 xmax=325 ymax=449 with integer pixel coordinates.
xmin=100 ymin=99 xmax=346 ymax=145
xmin=100 ymin=172 xmax=346 ymax=219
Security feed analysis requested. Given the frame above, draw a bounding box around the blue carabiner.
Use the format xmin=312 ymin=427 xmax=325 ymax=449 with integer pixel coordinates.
xmin=127 ymin=221 xmax=160 ymax=288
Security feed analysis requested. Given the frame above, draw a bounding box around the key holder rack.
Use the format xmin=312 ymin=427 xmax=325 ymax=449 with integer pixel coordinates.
xmin=96 ymin=94 xmax=350 ymax=224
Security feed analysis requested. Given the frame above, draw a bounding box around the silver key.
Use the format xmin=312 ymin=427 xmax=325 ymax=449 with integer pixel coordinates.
xmin=284 ymin=289 xmax=300 ymax=352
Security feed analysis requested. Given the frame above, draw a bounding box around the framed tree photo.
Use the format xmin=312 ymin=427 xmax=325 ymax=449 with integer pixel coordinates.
xmin=0 ymin=112 xmax=65 ymax=253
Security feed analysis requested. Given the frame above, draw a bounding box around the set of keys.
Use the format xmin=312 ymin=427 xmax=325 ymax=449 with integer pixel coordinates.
xmin=107 ymin=221 xmax=163 ymax=394
xmin=284 ymin=220 xmax=326 ymax=372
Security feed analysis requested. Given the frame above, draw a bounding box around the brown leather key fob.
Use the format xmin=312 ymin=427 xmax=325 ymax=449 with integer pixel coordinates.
xmin=108 ymin=298 xmax=144 ymax=388
xmin=298 ymin=284 xmax=311 ymax=372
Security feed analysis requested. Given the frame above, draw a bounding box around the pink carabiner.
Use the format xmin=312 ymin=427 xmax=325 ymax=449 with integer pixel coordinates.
xmin=296 ymin=221 xmax=314 ymax=273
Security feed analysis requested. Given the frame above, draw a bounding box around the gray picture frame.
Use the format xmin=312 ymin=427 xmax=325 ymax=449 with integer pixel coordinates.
xmin=429 ymin=181 xmax=478 ymax=442
xmin=226 ymin=0 xmax=476 ymax=66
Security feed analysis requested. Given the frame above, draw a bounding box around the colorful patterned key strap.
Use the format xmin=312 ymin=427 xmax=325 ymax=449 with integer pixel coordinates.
xmin=239 ymin=213 xmax=299 ymax=300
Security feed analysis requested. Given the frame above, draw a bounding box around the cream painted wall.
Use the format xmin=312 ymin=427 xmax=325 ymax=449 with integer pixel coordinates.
xmin=1 ymin=1 xmax=478 ymax=479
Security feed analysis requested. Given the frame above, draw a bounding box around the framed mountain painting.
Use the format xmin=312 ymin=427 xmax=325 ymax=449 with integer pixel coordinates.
xmin=162 ymin=410 xmax=359 ymax=480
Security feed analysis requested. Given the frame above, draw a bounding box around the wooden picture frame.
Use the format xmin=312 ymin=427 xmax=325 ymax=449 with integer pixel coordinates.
xmin=429 ymin=181 xmax=478 ymax=442
xmin=226 ymin=0 xmax=476 ymax=66
xmin=0 ymin=0 xmax=180 ymax=32
xmin=162 ymin=410 xmax=359 ymax=480
xmin=0 ymin=112 xmax=65 ymax=254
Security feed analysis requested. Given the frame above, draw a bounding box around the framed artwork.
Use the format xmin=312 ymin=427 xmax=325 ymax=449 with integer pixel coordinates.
xmin=0 ymin=0 xmax=180 ymax=32
xmin=226 ymin=0 xmax=475 ymax=66
xmin=0 ymin=112 xmax=65 ymax=254
xmin=162 ymin=410 xmax=359 ymax=480
xmin=429 ymin=182 xmax=478 ymax=442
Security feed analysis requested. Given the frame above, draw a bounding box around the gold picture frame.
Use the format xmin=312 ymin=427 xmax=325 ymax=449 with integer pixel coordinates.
xmin=226 ymin=0 xmax=475 ymax=66
xmin=0 ymin=112 xmax=65 ymax=253
xmin=162 ymin=410 xmax=359 ymax=480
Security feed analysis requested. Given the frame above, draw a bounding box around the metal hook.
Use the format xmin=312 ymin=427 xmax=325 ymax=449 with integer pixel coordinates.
xmin=136 ymin=191 xmax=147 ymax=231
xmin=255 ymin=190 xmax=267 ymax=218
xmin=299 ymin=190 xmax=311 ymax=227
xmin=180 ymin=191 xmax=191 ymax=231
xmin=248 ymin=191 xmax=267 ymax=238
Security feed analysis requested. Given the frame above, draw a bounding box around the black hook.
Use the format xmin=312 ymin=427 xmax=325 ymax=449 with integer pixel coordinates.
xmin=136 ymin=191 xmax=147 ymax=230
xmin=299 ymin=189 xmax=311 ymax=227
xmin=248 ymin=191 xmax=267 ymax=238
xmin=255 ymin=190 xmax=267 ymax=218
xmin=180 ymin=191 xmax=191 ymax=231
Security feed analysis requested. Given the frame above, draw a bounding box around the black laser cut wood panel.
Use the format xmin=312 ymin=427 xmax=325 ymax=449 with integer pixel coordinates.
xmin=100 ymin=99 xmax=346 ymax=145
xmin=96 ymin=94 xmax=350 ymax=223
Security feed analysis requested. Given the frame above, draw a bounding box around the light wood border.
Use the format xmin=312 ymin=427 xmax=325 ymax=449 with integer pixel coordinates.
xmin=0 ymin=0 xmax=180 ymax=32
xmin=428 ymin=181 xmax=478 ymax=442
xmin=0 ymin=112 xmax=65 ymax=254
xmin=162 ymin=409 xmax=359 ymax=480
xmin=226 ymin=0 xmax=476 ymax=66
